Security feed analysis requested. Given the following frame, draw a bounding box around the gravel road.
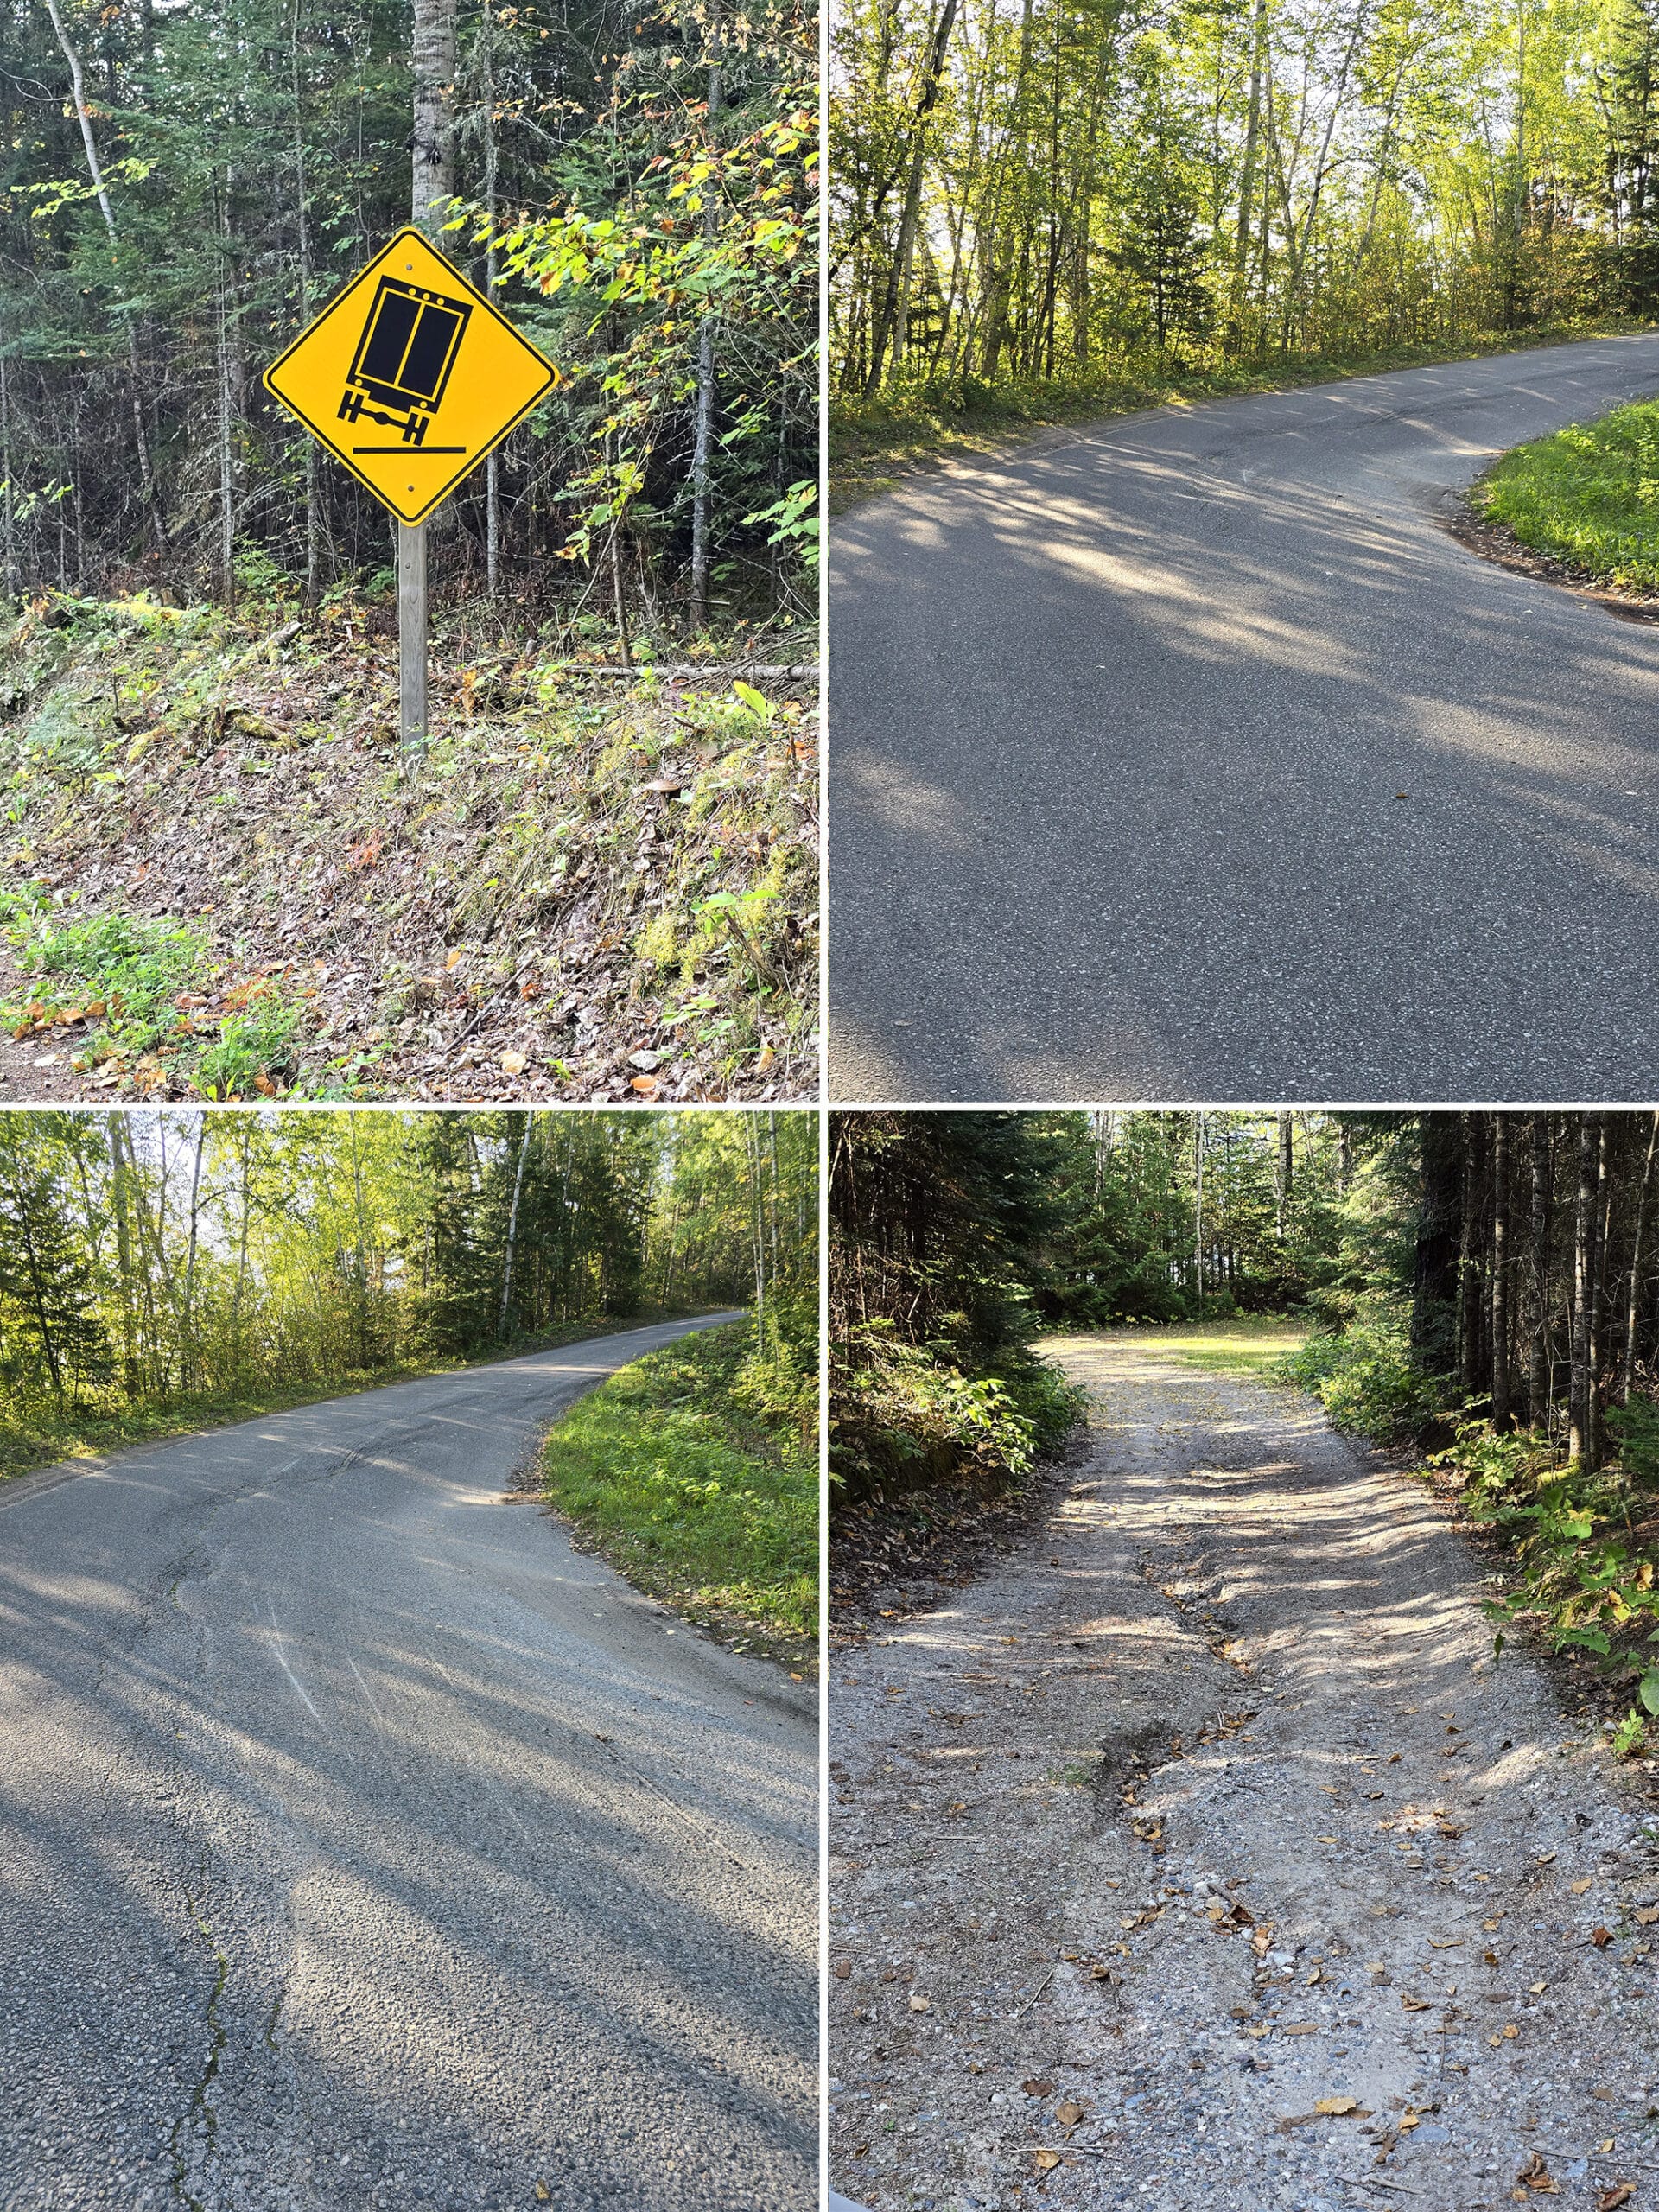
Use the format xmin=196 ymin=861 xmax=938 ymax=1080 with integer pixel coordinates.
xmin=828 ymin=1335 xmax=1659 ymax=2210
xmin=0 ymin=1315 xmax=818 ymax=2212
xmin=830 ymin=334 xmax=1659 ymax=1101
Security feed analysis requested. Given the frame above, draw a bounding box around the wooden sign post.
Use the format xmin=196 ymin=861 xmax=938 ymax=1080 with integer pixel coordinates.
xmin=398 ymin=521 xmax=427 ymax=747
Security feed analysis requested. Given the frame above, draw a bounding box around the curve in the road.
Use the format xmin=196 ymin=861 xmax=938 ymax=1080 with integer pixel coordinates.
xmin=0 ymin=1314 xmax=817 ymax=2212
xmin=830 ymin=334 xmax=1659 ymax=1101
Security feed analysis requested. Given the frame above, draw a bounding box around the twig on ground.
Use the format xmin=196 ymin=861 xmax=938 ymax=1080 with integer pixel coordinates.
xmin=1012 ymin=1968 xmax=1055 ymax=2020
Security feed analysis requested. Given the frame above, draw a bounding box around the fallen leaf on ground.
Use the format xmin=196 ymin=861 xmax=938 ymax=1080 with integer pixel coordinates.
xmin=1316 ymin=2096 xmax=1359 ymax=2116
xmin=1572 ymin=1879 xmax=1594 ymax=1896
xmin=1402 ymin=1994 xmax=1432 ymax=2010
xmin=1021 ymin=2080 xmax=1054 ymax=2098
xmin=1516 ymin=2150 xmax=1559 ymax=2192
xmin=1636 ymin=1907 xmax=1659 ymax=1926
xmin=1592 ymin=1926 xmax=1613 ymax=1948
xmin=1056 ymin=2101 xmax=1086 ymax=2126
xmin=832 ymin=1960 xmax=851 ymax=1979
xmin=907 ymin=1993 xmax=930 ymax=2012
xmin=1597 ymin=2184 xmax=1634 ymax=2210
xmin=1033 ymin=2150 xmax=1062 ymax=2173
xmin=499 ymin=1049 xmax=526 ymax=1076
xmin=536 ymin=2185 xmax=550 ymax=2204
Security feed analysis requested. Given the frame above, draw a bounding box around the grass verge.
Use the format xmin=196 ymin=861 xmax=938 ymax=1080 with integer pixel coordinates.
xmin=833 ymin=319 xmax=1659 ymax=512
xmin=1477 ymin=397 xmax=1659 ymax=591
xmin=541 ymin=1320 xmax=817 ymax=1671
xmin=0 ymin=592 xmax=817 ymax=1100
xmin=1103 ymin=1313 xmax=1308 ymax=1377
xmin=0 ymin=1310 xmax=697 ymax=1489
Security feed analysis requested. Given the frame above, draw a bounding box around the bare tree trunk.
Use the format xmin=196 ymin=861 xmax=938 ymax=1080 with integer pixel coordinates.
xmin=1230 ymin=0 xmax=1268 ymax=341
xmin=1570 ymin=1115 xmax=1596 ymax=1466
xmin=1529 ymin=1113 xmax=1550 ymax=1427
xmin=690 ymin=0 xmax=723 ymax=628
xmin=1192 ymin=1112 xmax=1205 ymax=1306
xmin=499 ymin=1114 xmax=532 ymax=1338
xmin=865 ymin=0 xmax=961 ymax=393
xmin=1275 ymin=1109 xmax=1292 ymax=1238
xmin=106 ymin=1112 xmax=140 ymax=1397
xmin=412 ymin=0 xmax=458 ymax=227
xmin=483 ymin=2 xmax=500 ymax=600
xmin=1625 ymin=1109 xmax=1659 ymax=1402
xmin=181 ymin=1118 xmax=207 ymax=1395
xmin=290 ymin=0 xmax=321 ymax=603
xmin=1590 ymin=1115 xmax=1611 ymax=1468
xmin=216 ymin=184 xmax=236 ymax=606
xmin=1491 ymin=1114 xmax=1510 ymax=1427
xmin=43 ymin=0 xmax=162 ymax=553
xmin=0 ymin=353 xmax=16 ymax=598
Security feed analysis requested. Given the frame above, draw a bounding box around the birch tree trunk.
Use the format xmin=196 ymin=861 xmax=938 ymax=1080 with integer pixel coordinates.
xmin=499 ymin=1114 xmax=532 ymax=1338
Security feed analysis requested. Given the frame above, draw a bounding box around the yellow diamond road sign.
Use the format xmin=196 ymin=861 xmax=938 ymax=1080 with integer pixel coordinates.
xmin=263 ymin=226 xmax=556 ymax=525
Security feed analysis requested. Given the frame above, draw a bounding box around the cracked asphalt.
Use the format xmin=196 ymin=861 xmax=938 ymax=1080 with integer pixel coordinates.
xmin=830 ymin=333 xmax=1659 ymax=1102
xmin=0 ymin=1316 xmax=817 ymax=2212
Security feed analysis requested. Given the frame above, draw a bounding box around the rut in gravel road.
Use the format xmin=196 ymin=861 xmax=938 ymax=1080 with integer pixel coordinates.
xmin=828 ymin=1335 xmax=1659 ymax=2212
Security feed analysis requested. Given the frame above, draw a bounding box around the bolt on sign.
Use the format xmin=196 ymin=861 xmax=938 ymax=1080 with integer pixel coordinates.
xmin=263 ymin=226 xmax=556 ymax=524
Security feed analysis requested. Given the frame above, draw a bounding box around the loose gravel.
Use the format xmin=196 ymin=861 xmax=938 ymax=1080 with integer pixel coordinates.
xmin=829 ymin=1335 xmax=1659 ymax=2211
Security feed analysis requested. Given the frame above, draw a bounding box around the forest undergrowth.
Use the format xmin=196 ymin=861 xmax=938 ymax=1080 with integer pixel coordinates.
xmin=0 ymin=592 xmax=817 ymax=1103
xmin=541 ymin=1316 xmax=818 ymax=1669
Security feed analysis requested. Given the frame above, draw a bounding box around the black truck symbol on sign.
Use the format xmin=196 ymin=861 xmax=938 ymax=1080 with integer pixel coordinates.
xmin=339 ymin=276 xmax=473 ymax=449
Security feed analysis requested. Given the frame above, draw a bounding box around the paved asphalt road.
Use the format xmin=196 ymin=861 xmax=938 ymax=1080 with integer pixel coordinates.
xmin=830 ymin=333 xmax=1659 ymax=1101
xmin=0 ymin=1317 xmax=818 ymax=2212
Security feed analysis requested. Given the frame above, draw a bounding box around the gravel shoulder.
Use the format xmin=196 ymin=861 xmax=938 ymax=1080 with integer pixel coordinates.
xmin=828 ymin=1335 xmax=1659 ymax=2212
xmin=0 ymin=1314 xmax=818 ymax=2212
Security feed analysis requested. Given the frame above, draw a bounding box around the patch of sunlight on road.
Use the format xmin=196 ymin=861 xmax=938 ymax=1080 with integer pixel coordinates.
xmin=1038 ymin=1315 xmax=1306 ymax=1382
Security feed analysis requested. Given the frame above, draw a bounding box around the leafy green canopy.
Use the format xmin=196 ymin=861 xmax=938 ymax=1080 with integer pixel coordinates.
xmin=0 ymin=1105 xmax=815 ymax=1438
xmin=0 ymin=0 xmax=816 ymax=622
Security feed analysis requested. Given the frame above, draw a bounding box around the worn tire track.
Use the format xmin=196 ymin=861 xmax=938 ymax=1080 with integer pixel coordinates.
xmin=829 ymin=1334 xmax=1659 ymax=2211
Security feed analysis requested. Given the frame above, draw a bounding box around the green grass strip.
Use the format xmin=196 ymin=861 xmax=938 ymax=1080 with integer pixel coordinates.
xmin=1479 ymin=397 xmax=1659 ymax=589
xmin=542 ymin=1320 xmax=817 ymax=1662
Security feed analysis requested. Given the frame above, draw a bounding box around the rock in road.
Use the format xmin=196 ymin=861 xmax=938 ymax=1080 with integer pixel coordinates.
xmin=0 ymin=1316 xmax=817 ymax=2212
xmin=830 ymin=334 xmax=1659 ymax=1101
xmin=829 ymin=1335 xmax=1659 ymax=2211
